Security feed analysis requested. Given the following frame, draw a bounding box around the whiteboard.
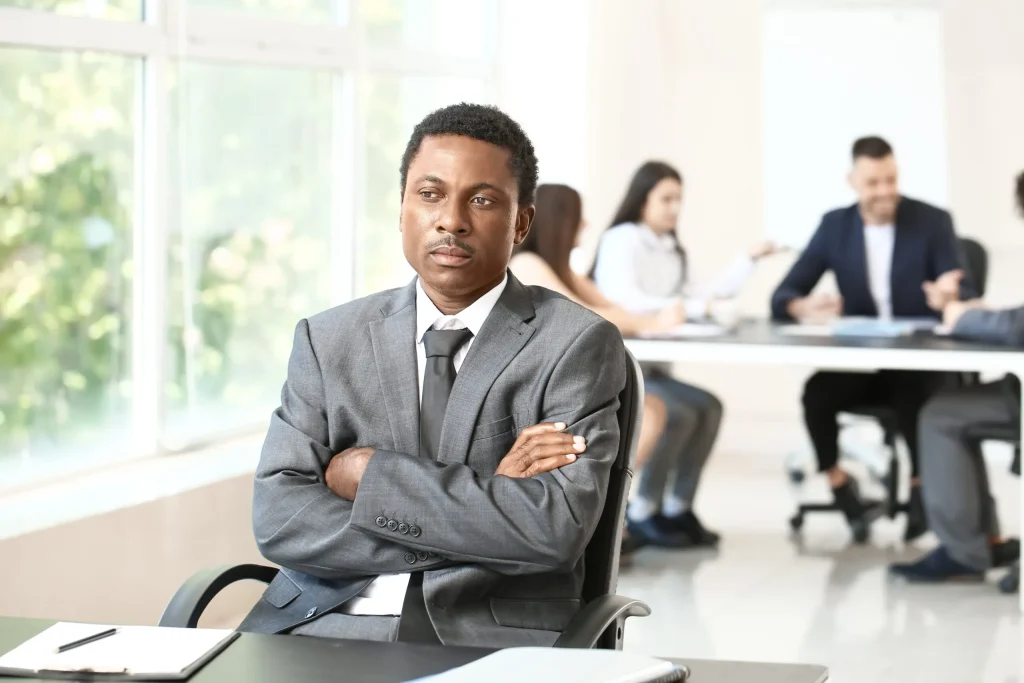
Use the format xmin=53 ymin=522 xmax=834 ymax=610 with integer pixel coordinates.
xmin=762 ymin=6 xmax=949 ymax=249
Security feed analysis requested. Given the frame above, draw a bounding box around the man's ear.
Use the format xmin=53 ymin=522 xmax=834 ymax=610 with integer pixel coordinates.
xmin=847 ymin=169 xmax=856 ymax=191
xmin=513 ymin=205 xmax=535 ymax=245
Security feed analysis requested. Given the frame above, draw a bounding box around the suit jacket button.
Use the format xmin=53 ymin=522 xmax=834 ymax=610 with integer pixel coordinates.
xmin=398 ymin=523 xmax=409 ymax=534
xmin=375 ymin=516 xmax=387 ymax=527
xmin=387 ymin=519 xmax=399 ymax=531
xmin=409 ymin=525 xmax=421 ymax=537
xmin=416 ymin=551 xmax=428 ymax=561
xmin=404 ymin=552 xmax=417 ymax=564
xmin=305 ymin=607 xmax=317 ymax=619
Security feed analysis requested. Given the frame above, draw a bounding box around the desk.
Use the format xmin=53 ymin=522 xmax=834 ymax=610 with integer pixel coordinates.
xmin=0 ymin=617 xmax=828 ymax=683
xmin=625 ymin=320 xmax=1024 ymax=610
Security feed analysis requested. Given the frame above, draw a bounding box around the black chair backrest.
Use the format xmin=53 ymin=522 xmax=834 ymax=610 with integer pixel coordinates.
xmin=580 ymin=349 xmax=643 ymax=617
xmin=960 ymin=237 xmax=988 ymax=298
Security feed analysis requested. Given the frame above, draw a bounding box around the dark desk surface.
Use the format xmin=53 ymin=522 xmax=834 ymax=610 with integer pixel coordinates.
xmin=630 ymin=319 xmax=1019 ymax=355
xmin=0 ymin=617 xmax=828 ymax=683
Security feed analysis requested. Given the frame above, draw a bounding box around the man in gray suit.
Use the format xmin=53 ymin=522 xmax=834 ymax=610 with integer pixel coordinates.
xmin=238 ymin=103 xmax=627 ymax=646
xmin=890 ymin=171 xmax=1024 ymax=582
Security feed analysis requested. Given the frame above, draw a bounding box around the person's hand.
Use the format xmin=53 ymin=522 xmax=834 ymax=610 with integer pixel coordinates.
xmin=748 ymin=240 xmax=779 ymax=260
xmin=494 ymin=422 xmax=585 ymax=478
xmin=922 ymin=269 xmax=963 ymax=311
xmin=325 ymin=446 xmax=376 ymax=501
xmin=942 ymin=298 xmax=984 ymax=328
xmin=787 ymin=293 xmax=843 ymax=323
xmin=653 ymin=302 xmax=685 ymax=331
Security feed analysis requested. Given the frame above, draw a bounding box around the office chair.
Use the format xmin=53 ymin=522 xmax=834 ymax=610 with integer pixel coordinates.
xmin=790 ymin=237 xmax=989 ymax=542
xmin=160 ymin=349 xmax=651 ymax=650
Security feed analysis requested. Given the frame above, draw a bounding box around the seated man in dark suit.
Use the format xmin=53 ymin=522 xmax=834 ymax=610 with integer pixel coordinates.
xmin=890 ymin=171 xmax=1024 ymax=581
xmin=237 ymin=103 xmax=628 ymax=647
xmin=771 ymin=136 xmax=977 ymax=541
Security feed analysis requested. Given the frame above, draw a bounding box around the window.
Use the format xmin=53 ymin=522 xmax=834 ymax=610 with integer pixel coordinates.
xmin=358 ymin=75 xmax=488 ymax=296
xmin=0 ymin=0 xmax=141 ymax=20
xmin=0 ymin=47 xmax=137 ymax=470
xmin=184 ymin=0 xmax=347 ymax=23
xmin=0 ymin=0 xmax=503 ymax=488
xmin=362 ymin=0 xmax=491 ymax=59
xmin=164 ymin=63 xmax=337 ymax=445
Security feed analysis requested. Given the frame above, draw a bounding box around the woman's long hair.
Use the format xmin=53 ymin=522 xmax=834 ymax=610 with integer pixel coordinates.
xmin=515 ymin=183 xmax=581 ymax=293
xmin=590 ymin=161 xmax=687 ymax=281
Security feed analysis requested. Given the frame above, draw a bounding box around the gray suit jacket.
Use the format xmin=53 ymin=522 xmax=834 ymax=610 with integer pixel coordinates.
xmin=239 ymin=273 xmax=627 ymax=647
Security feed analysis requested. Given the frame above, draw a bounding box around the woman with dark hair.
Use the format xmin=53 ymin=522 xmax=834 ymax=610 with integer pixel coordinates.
xmin=591 ymin=161 xmax=777 ymax=548
xmin=511 ymin=184 xmax=696 ymax=553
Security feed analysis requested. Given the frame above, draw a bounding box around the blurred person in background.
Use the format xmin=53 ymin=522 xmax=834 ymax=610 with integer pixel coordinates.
xmin=590 ymin=162 xmax=778 ymax=549
xmin=771 ymin=136 xmax=977 ymax=543
xmin=889 ymin=171 xmax=1024 ymax=582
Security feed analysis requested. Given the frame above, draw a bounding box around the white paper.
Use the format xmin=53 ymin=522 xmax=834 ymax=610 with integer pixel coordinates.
xmin=639 ymin=323 xmax=729 ymax=339
xmin=775 ymin=324 xmax=835 ymax=337
xmin=0 ymin=622 xmax=234 ymax=675
xmin=406 ymin=647 xmax=680 ymax=683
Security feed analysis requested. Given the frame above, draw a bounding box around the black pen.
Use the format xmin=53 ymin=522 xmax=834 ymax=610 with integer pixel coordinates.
xmin=54 ymin=627 xmax=119 ymax=654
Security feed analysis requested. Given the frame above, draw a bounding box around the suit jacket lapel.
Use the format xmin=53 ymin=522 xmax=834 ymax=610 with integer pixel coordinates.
xmin=368 ymin=280 xmax=421 ymax=457
xmin=889 ymin=202 xmax=913 ymax=313
xmin=849 ymin=208 xmax=877 ymax=316
xmin=437 ymin=274 xmax=536 ymax=466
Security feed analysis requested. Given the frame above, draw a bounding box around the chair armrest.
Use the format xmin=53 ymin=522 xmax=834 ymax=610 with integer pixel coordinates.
xmin=552 ymin=594 xmax=651 ymax=649
xmin=158 ymin=563 xmax=278 ymax=628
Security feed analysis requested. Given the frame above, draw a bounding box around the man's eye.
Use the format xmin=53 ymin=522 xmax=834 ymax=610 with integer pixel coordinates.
xmin=420 ymin=190 xmax=441 ymax=199
xmin=471 ymin=196 xmax=494 ymax=206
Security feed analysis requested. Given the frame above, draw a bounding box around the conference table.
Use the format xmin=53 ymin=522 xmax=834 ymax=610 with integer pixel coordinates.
xmin=0 ymin=617 xmax=828 ymax=683
xmin=624 ymin=319 xmax=1024 ymax=610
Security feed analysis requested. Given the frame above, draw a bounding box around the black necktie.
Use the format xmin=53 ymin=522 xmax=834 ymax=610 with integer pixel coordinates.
xmin=419 ymin=327 xmax=474 ymax=461
xmin=397 ymin=327 xmax=472 ymax=645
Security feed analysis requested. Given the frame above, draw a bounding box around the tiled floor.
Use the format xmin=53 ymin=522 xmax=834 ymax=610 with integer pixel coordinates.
xmin=617 ymin=447 xmax=1022 ymax=682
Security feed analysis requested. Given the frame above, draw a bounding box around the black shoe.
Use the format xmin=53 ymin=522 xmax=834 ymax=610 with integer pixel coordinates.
xmin=904 ymin=485 xmax=929 ymax=542
xmin=832 ymin=478 xmax=871 ymax=544
xmin=627 ymin=516 xmax=694 ymax=549
xmin=889 ymin=546 xmax=984 ymax=583
xmin=663 ymin=511 xmax=721 ymax=547
xmin=992 ymin=538 xmax=1020 ymax=568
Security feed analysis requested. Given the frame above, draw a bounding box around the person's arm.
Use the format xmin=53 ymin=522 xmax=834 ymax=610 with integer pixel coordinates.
xmin=571 ymin=273 xmax=616 ymax=308
xmin=930 ymin=210 xmax=979 ymax=300
xmin=770 ymin=221 xmax=830 ymax=320
xmin=349 ymin=319 xmax=627 ymax=575
xmin=593 ymin=231 xmax=682 ymax=315
xmin=681 ymin=253 xmax=758 ymax=318
xmin=252 ymin=320 xmax=442 ymax=580
xmin=512 ymin=254 xmax=668 ymax=336
xmin=951 ymin=304 xmax=1024 ymax=346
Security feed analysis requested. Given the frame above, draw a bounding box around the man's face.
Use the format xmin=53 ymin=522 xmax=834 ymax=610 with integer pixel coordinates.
xmin=849 ymin=154 xmax=900 ymax=223
xmin=401 ymin=135 xmax=532 ymax=303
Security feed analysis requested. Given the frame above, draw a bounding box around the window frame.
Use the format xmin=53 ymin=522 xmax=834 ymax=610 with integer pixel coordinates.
xmin=0 ymin=0 xmax=501 ymax=462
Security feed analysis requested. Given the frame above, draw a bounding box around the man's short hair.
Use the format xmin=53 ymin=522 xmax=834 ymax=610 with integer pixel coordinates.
xmin=400 ymin=103 xmax=539 ymax=206
xmin=1015 ymin=170 xmax=1024 ymax=216
xmin=852 ymin=136 xmax=894 ymax=161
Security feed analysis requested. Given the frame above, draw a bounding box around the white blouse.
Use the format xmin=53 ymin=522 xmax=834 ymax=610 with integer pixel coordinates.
xmin=592 ymin=222 xmax=754 ymax=318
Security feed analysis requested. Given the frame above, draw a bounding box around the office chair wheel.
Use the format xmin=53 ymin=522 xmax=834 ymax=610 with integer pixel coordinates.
xmin=787 ymin=468 xmax=806 ymax=484
xmin=789 ymin=514 xmax=804 ymax=532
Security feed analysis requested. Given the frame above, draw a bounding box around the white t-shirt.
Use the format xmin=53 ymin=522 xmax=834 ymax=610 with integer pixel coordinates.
xmin=863 ymin=223 xmax=895 ymax=319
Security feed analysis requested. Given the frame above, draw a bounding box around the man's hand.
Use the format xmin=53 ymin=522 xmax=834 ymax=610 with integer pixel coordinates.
xmin=943 ymin=298 xmax=985 ymax=328
xmin=923 ymin=269 xmax=963 ymax=311
xmin=325 ymin=447 xmax=376 ymax=501
xmin=787 ymin=293 xmax=843 ymax=323
xmin=495 ymin=422 xmax=586 ymax=478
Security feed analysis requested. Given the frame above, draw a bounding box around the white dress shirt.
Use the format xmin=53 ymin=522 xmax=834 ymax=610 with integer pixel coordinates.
xmin=862 ymin=223 xmax=895 ymax=320
xmin=340 ymin=273 xmax=509 ymax=617
xmin=592 ymin=222 xmax=755 ymax=318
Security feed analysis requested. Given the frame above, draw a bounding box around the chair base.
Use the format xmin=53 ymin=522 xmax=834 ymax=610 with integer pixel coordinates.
xmin=789 ymin=501 xmax=886 ymax=544
xmin=999 ymin=560 xmax=1020 ymax=595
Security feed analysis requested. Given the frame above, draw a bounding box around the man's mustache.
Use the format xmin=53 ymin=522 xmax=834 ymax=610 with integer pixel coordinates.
xmin=426 ymin=236 xmax=476 ymax=254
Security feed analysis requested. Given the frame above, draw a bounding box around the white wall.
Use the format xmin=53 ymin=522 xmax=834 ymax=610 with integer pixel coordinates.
xmin=583 ymin=0 xmax=1024 ymax=448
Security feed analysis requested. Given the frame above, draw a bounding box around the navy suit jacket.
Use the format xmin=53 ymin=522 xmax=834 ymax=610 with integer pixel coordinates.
xmin=771 ymin=197 xmax=977 ymax=320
